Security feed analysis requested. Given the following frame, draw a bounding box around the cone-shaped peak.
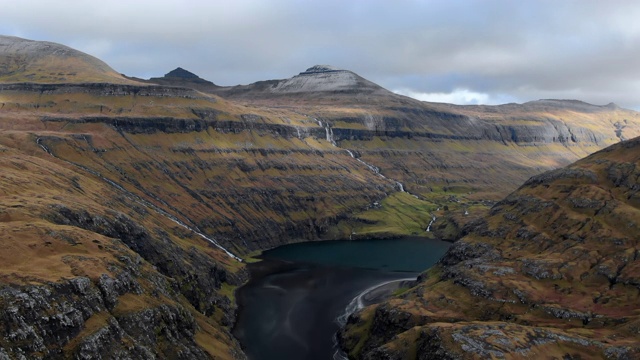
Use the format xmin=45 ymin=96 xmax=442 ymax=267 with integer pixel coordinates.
xmin=164 ymin=67 xmax=201 ymax=79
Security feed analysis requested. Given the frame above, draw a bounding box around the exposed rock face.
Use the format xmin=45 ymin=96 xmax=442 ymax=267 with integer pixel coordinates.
xmin=3 ymin=37 xmax=640 ymax=359
xmin=0 ymin=82 xmax=207 ymax=99
xmin=0 ymin=274 xmax=215 ymax=359
xmin=267 ymin=65 xmax=382 ymax=94
xmin=212 ymin=64 xmax=389 ymax=98
xmin=340 ymin=137 xmax=640 ymax=359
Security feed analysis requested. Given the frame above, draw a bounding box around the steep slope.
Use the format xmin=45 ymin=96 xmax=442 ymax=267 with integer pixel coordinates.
xmin=2 ymin=36 xmax=640 ymax=358
xmin=0 ymin=35 xmax=138 ymax=84
xmin=207 ymin=65 xmax=640 ymax=239
xmin=0 ymin=134 xmax=247 ymax=359
xmin=0 ymin=39 xmax=394 ymax=358
xmin=213 ymin=65 xmax=389 ymax=100
xmin=340 ymin=137 xmax=640 ymax=359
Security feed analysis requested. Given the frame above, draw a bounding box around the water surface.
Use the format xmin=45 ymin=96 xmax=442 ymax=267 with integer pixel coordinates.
xmin=233 ymin=237 xmax=450 ymax=360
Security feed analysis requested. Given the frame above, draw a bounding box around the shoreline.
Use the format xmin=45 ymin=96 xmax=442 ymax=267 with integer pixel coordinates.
xmin=333 ymin=277 xmax=417 ymax=360
xmin=232 ymin=237 xmax=449 ymax=360
xmin=360 ymin=278 xmax=416 ymax=305
xmin=336 ymin=277 xmax=417 ymax=326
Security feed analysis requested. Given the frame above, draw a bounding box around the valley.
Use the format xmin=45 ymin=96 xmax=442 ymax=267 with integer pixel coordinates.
xmin=0 ymin=35 xmax=639 ymax=359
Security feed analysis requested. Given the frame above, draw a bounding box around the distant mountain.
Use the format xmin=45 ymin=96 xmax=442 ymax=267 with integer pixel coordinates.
xmin=2 ymin=35 xmax=640 ymax=359
xmin=137 ymin=67 xmax=220 ymax=91
xmin=0 ymin=35 xmax=138 ymax=84
xmin=164 ymin=67 xmax=202 ymax=79
xmin=340 ymin=136 xmax=640 ymax=358
xmin=212 ymin=65 xmax=389 ymax=98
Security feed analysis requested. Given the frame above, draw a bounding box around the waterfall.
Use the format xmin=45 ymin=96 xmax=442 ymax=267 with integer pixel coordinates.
xmin=36 ymin=137 xmax=53 ymax=155
xmin=316 ymin=118 xmax=337 ymax=146
xmin=426 ymin=215 xmax=436 ymax=232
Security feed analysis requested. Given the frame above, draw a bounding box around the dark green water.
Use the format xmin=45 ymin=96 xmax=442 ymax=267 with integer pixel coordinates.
xmin=261 ymin=237 xmax=450 ymax=272
xmin=233 ymin=237 xmax=450 ymax=360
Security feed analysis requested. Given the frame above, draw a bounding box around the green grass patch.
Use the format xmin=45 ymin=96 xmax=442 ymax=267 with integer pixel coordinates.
xmin=242 ymin=250 xmax=263 ymax=263
xmin=217 ymin=283 xmax=237 ymax=303
xmin=349 ymin=192 xmax=437 ymax=237
xmin=392 ymin=286 xmax=411 ymax=297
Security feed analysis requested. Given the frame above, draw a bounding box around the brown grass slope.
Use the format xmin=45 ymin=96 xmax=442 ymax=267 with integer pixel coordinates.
xmin=0 ymin=59 xmax=394 ymax=357
xmin=0 ymin=35 xmax=139 ymax=84
xmin=204 ymin=66 xmax=640 ymax=239
xmin=340 ymin=136 xmax=640 ymax=359
xmin=0 ymin=132 xmax=247 ymax=359
xmin=2 ymin=36 xmax=640 ymax=358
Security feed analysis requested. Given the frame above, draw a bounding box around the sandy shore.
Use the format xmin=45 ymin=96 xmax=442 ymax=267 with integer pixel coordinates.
xmin=360 ymin=278 xmax=417 ymax=306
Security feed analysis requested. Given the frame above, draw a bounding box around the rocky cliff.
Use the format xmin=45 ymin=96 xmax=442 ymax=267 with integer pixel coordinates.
xmin=2 ymin=37 xmax=640 ymax=358
xmin=0 ymin=142 xmax=246 ymax=359
xmin=339 ymin=136 xmax=640 ymax=359
xmin=205 ymin=65 xmax=640 ymax=239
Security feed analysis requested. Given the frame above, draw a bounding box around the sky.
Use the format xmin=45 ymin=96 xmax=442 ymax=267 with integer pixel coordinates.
xmin=2 ymin=0 xmax=640 ymax=109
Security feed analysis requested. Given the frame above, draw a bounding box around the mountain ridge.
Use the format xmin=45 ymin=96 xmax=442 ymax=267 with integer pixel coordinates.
xmin=1 ymin=35 xmax=640 ymax=359
xmin=0 ymin=35 xmax=139 ymax=84
xmin=339 ymin=136 xmax=640 ymax=359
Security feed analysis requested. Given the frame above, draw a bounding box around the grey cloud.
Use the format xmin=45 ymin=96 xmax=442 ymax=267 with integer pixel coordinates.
xmin=2 ymin=0 xmax=640 ymax=108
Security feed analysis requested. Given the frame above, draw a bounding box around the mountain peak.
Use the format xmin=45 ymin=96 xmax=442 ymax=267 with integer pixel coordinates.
xmin=300 ymin=65 xmax=345 ymax=74
xmin=164 ymin=67 xmax=201 ymax=79
xmin=0 ymin=35 xmax=137 ymax=84
xmin=146 ymin=67 xmax=217 ymax=88
xmin=256 ymin=64 xmax=384 ymax=94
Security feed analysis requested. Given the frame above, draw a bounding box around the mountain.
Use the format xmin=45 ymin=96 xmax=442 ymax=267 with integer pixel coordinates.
xmin=1 ymin=36 xmax=640 ymax=358
xmin=0 ymin=35 xmax=138 ymax=84
xmin=204 ymin=65 xmax=640 ymax=240
xmin=339 ymin=137 xmax=640 ymax=359
xmin=212 ymin=65 xmax=391 ymax=100
xmin=128 ymin=67 xmax=221 ymax=92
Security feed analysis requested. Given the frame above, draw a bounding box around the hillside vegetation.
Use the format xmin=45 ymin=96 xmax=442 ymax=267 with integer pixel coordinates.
xmin=340 ymin=137 xmax=640 ymax=359
xmin=1 ymin=36 xmax=639 ymax=358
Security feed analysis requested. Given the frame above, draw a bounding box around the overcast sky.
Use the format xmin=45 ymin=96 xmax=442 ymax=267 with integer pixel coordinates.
xmin=3 ymin=0 xmax=640 ymax=108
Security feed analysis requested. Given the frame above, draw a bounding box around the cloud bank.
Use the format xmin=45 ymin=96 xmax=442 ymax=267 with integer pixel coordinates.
xmin=2 ymin=0 xmax=640 ymax=108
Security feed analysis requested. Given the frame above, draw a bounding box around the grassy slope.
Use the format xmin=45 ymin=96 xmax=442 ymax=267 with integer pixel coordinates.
xmin=213 ymin=93 xmax=640 ymax=241
xmin=0 ymin=35 xmax=138 ymax=84
xmin=0 ymin=135 xmax=244 ymax=358
xmin=0 ymin=84 xmax=399 ymax=357
xmin=2 ymin=37 xmax=640 ymax=358
xmin=342 ymin=137 xmax=640 ymax=359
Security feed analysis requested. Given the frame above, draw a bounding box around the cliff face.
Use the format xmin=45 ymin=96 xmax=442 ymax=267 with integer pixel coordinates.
xmin=340 ymin=137 xmax=640 ymax=359
xmin=206 ymin=65 xmax=640 ymax=239
xmin=0 ymin=144 xmax=246 ymax=359
xmin=2 ymin=37 xmax=640 ymax=358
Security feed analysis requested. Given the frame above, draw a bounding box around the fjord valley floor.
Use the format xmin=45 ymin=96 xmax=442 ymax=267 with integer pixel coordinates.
xmin=1 ymin=35 xmax=640 ymax=359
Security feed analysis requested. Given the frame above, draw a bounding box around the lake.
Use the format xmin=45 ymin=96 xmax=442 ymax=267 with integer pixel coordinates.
xmin=233 ymin=237 xmax=451 ymax=360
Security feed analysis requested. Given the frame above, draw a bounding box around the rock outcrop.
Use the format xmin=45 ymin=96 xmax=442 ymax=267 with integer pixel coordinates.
xmin=340 ymin=137 xmax=640 ymax=359
xmin=2 ymin=37 xmax=640 ymax=359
